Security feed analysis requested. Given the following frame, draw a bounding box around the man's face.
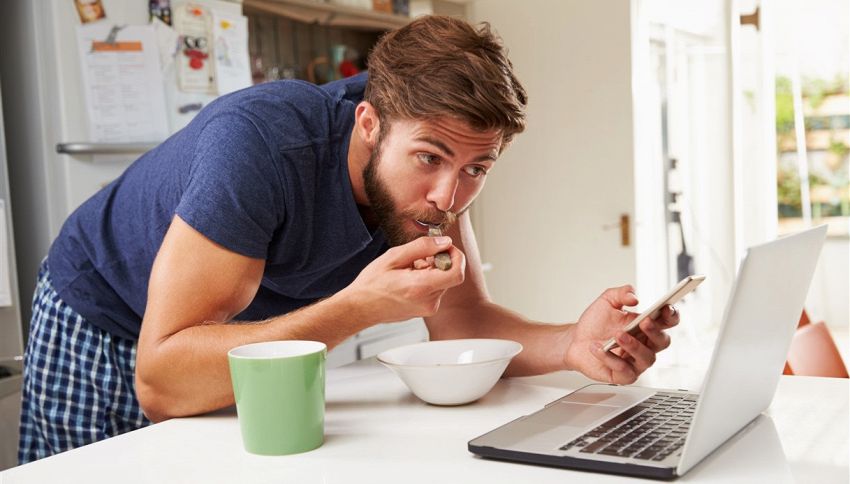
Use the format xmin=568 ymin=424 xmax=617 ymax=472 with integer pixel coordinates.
xmin=363 ymin=116 xmax=502 ymax=246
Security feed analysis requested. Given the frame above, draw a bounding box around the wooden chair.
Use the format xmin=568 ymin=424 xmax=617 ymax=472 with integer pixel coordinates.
xmin=784 ymin=310 xmax=849 ymax=378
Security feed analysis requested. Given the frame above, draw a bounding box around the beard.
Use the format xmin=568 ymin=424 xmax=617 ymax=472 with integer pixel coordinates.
xmin=363 ymin=142 xmax=458 ymax=247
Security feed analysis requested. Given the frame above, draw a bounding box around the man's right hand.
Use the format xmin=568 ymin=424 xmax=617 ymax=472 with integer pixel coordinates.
xmin=343 ymin=235 xmax=466 ymax=324
xmin=137 ymin=219 xmax=464 ymax=422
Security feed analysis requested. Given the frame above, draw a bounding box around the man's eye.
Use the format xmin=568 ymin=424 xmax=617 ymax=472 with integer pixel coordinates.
xmin=417 ymin=153 xmax=439 ymax=165
xmin=464 ymin=166 xmax=488 ymax=177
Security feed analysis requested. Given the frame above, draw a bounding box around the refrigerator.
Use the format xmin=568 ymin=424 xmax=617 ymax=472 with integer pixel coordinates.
xmin=0 ymin=80 xmax=25 ymax=472
xmin=0 ymin=0 xmax=249 ymax=326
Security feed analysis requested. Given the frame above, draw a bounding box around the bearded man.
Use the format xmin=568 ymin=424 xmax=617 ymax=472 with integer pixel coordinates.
xmin=17 ymin=15 xmax=679 ymax=464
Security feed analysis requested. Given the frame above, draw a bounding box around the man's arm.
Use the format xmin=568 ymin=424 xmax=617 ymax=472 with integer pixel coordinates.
xmin=136 ymin=215 xmax=465 ymax=422
xmin=424 ymin=213 xmax=679 ymax=381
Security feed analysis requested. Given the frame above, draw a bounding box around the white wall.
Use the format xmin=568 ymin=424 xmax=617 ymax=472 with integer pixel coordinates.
xmin=808 ymin=238 xmax=850 ymax=327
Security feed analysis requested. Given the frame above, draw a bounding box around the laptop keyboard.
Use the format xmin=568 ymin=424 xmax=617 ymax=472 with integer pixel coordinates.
xmin=559 ymin=392 xmax=697 ymax=461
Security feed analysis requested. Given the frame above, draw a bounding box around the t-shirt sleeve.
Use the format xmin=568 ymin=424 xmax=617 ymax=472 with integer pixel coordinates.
xmin=175 ymin=113 xmax=284 ymax=259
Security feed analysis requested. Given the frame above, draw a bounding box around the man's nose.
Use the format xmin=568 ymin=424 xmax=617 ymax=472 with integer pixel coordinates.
xmin=426 ymin=173 xmax=458 ymax=213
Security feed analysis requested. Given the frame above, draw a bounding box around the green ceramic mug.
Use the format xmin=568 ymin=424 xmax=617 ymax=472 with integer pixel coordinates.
xmin=228 ymin=340 xmax=327 ymax=455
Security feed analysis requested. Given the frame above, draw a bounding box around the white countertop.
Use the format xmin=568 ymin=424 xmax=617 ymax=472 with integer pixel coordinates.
xmin=2 ymin=358 xmax=848 ymax=483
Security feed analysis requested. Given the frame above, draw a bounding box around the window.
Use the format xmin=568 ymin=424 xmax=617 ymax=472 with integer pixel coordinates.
xmin=774 ymin=1 xmax=849 ymax=237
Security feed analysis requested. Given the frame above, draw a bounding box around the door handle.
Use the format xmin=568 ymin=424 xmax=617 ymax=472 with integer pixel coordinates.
xmin=603 ymin=214 xmax=631 ymax=247
xmin=740 ymin=6 xmax=760 ymax=31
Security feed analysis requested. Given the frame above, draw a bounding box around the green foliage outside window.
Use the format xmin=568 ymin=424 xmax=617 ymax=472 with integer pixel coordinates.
xmin=775 ymin=75 xmax=850 ymax=221
xmin=775 ymin=77 xmax=794 ymax=137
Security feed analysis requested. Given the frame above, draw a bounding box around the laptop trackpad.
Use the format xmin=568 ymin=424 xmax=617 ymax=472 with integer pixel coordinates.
xmin=526 ymin=402 xmax=618 ymax=429
xmin=484 ymin=403 xmax=619 ymax=452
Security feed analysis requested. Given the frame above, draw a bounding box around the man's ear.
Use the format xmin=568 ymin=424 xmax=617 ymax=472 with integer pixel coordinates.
xmin=354 ymin=101 xmax=382 ymax=149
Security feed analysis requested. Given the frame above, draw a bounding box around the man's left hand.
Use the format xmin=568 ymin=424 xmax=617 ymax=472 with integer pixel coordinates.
xmin=560 ymin=285 xmax=680 ymax=384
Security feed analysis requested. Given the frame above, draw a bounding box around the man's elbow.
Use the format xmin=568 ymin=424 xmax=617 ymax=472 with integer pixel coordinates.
xmin=135 ymin=349 xmax=224 ymax=422
xmin=135 ymin=332 xmax=185 ymax=422
xmin=135 ymin=347 xmax=186 ymax=423
xmin=135 ymin=371 xmax=173 ymax=423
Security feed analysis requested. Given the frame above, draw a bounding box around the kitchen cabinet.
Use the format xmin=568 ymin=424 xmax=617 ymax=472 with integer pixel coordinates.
xmin=243 ymin=0 xmax=468 ymax=84
xmin=244 ymin=0 xmax=403 ymax=84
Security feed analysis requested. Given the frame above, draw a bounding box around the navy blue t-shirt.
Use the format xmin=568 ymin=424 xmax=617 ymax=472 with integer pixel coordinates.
xmin=47 ymin=73 xmax=387 ymax=341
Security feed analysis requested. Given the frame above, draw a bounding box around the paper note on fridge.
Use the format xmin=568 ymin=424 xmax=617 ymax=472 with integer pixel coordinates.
xmin=76 ymin=24 xmax=169 ymax=143
xmin=211 ymin=10 xmax=251 ymax=95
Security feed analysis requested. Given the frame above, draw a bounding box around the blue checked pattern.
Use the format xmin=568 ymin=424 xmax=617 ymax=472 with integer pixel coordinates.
xmin=18 ymin=262 xmax=151 ymax=464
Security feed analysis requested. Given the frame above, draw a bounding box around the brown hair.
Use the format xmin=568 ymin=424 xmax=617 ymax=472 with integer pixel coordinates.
xmin=364 ymin=15 xmax=527 ymax=149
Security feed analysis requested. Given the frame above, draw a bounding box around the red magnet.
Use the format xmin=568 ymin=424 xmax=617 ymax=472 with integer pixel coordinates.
xmin=184 ymin=49 xmax=208 ymax=70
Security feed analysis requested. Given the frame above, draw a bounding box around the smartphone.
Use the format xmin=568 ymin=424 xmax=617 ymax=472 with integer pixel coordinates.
xmin=602 ymin=274 xmax=706 ymax=352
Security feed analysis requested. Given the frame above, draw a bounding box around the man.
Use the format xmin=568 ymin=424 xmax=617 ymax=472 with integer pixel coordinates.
xmin=18 ymin=15 xmax=678 ymax=464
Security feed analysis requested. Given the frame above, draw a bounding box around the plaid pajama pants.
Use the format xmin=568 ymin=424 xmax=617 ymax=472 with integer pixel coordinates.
xmin=17 ymin=261 xmax=150 ymax=464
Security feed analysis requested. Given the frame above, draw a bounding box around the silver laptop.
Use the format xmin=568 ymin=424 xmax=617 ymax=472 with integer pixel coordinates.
xmin=468 ymin=225 xmax=827 ymax=480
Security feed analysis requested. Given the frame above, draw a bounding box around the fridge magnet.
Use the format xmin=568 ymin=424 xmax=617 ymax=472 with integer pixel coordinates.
xmin=149 ymin=0 xmax=172 ymax=26
xmin=74 ymin=0 xmax=106 ymax=24
xmin=173 ymin=3 xmax=216 ymax=94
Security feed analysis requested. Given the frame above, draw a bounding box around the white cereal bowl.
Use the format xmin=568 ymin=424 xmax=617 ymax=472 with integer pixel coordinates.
xmin=376 ymin=339 xmax=523 ymax=406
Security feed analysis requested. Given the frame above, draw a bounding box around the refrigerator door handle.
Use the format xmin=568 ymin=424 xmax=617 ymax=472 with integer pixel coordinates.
xmin=56 ymin=142 xmax=158 ymax=156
